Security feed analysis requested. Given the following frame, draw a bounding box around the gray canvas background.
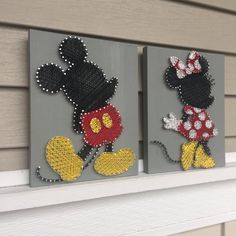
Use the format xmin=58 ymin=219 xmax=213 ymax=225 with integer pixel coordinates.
xmin=143 ymin=46 xmax=225 ymax=174
xmin=29 ymin=29 xmax=139 ymax=187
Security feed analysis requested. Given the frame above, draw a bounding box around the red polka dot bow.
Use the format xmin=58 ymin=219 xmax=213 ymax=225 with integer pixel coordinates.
xmin=170 ymin=51 xmax=202 ymax=79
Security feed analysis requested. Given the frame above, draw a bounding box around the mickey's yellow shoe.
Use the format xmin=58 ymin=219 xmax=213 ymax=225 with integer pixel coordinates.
xmin=46 ymin=136 xmax=84 ymax=181
xmin=94 ymin=148 xmax=135 ymax=176
xmin=180 ymin=141 xmax=198 ymax=171
xmin=194 ymin=144 xmax=215 ymax=169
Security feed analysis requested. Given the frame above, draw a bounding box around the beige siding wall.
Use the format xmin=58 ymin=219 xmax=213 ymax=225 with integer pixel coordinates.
xmin=173 ymin=220 xmax=236 ymax=236
xmin=173 ymin=224 xmax=223 ymax=236
xmin=0 ymin=1 xmax=235 ymax=234
xmin=0 ymin=0 xmax=235 ymax=171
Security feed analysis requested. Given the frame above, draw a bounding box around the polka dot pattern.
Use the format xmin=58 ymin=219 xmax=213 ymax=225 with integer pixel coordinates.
xmin=178 ymin=105 xmax=216 ymax=141
xmin=186 ymin=109 xmax=193 ymax=115
xmin=213 ymin=128 xmax=218 ymax=136
xmin=202 ymin=132 xmax=209 ymax=138
xmin=193 ymin=107 xmax=201 ymax=113
xmin=184 ymin=121 xmax=192 ymax=130
xmin=205 ymin=120 xmax=212 ymax=128
xmin=189 ymin=129 xmax=197 ymax=139
xmin=194 ymin=121 xmax=202 ymax=130
xmin=198 ymin=112 xmax=206 ymax=121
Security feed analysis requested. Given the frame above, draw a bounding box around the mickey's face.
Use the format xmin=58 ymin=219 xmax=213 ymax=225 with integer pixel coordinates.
xmin=36 ymin=36 xmax=118 ymax=111
xmin=165 ymin=54 xmax=214 ymax=109
xmin=64 ymin=62 xmax=118 ymax=111
xmin=36 ymin=36 xmax=118 ymax=134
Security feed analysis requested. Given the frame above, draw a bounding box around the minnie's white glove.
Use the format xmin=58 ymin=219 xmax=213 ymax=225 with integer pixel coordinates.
xmin=163 ymin=113 xmax=180 ymax=131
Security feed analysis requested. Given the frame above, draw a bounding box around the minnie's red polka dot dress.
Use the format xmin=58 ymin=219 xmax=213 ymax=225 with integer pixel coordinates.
xmin=178 ymin=105 xmax=218 ymax=141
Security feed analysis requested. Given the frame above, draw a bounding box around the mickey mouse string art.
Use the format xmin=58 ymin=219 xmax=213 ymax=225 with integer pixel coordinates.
xmin=35 ymin=36 xmax=135 ymax=183
xmin=151 ymin=51 xmax=218 ymax=170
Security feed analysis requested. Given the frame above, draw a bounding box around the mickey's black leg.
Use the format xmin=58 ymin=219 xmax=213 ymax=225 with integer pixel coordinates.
xmin=83 ymin=148 xmax=99 ymax=170
xmin=105 ymin=143 xmax=114 ymax=152
xmin=200 ymin=140 xmax=211 ymax=155
xmin=77 ymin=143 xmax=93 ymax=161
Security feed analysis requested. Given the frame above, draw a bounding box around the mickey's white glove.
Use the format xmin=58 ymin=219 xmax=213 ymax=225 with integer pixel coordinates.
xmin=163 ymin=113 xmax=180 ymax=131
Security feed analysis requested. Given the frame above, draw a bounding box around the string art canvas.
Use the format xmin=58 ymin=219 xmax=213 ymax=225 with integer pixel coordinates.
xmin=143 ymin=46 xmax=225 ymax=174
xmin=29 ymin=29 xmax=139 ymax=187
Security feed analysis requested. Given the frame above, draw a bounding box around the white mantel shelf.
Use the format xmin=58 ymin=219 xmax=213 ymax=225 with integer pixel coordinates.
xmin=0 ymin=153 xmax=236 ymax=213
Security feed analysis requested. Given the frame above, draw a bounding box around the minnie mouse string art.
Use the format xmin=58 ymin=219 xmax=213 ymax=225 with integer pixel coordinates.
xmin=152 ymin=51 xmax=218 ymax=170
xmin=35 ymin=36 xmax=135 ymax=183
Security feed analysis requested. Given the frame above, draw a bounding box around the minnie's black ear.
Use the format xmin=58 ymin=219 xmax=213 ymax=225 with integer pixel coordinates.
xmin=165 ymin=66 xmax=182 ymax=89
xmin=59 ymin=36 xmax=88 ymax=64
xmin=199 ymin=56 xmax=209 ymax=75
xmin=36 ymin=63 xmax=66 ymax=93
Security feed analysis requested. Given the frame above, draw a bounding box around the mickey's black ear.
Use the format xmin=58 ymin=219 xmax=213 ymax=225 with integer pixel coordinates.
xmin=165 ymin=66 xmax=182 ymax=89
xmin=59 ymin=36 xmax=88 ymax=64
xmin=199 ymin=56 xmax=209 ymax=74
xmin=36 ymin=63 xmax=66 ymax=93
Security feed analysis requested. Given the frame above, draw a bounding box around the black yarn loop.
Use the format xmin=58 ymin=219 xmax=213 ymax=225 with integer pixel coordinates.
xmin=36 ymin=166 xmax=63 ymax=183
xmin=150 ymin=140 xmax=180 ymax=163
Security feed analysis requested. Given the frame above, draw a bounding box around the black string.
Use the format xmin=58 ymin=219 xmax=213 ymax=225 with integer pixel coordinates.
xmin=199 ymin=140 xmax=211 ymax=155
xmin=150 ymin=140 xmax=180 ymax=163
xmin=105 ymin=143 xmax=113 ymax=152
xmin=36 ymin=166 xmax=63 ymax=183
xmin=77 ymin=143 xmax=93 ymax=161
xmin=165 ymin=55 xmax=214 ymax=110
xmin=181 ymin=113 xmax=190 ymax=123
xmin=83 ymin=148 xmax=99 ymax=170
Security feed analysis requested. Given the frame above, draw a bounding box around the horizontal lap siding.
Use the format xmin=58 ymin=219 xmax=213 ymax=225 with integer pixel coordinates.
xmin=0 ymin=0 xmax=235 ymax=171
xmin=0 ymin=27 xmax=28 ymax=87
xmin=0 ymin=89 xmax=234 ymax=144
xmin=225 ymin=137 xmax=236 ymax=152
xmin=185 ymin=0 xmax=236 ymax=13
xmin=0 ymin=88 xmax=28 ymax=149
xmin=0 ymin=0 xmax=235 ymax=53
xmin=1 ymin=28 xmax=236 ymax=94
xmin=173 ymin=224 xmax=222 ymax=236
xmin=0 ymin=148 xmax=28 ymax=171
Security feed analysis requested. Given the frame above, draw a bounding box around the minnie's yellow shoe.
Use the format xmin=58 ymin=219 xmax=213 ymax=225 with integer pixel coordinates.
xmin=94 ymin=148 xmax=135 ymax=176
xmin=194 ymin=145 xmax=215 ymax=169
xmin=180 ymin=141 xmax=198 ymax=171
xmin=46 ymin=136 xmax=84 ymax=181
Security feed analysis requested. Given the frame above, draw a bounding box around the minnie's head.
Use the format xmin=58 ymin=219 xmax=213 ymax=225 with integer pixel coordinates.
xmin=165 ymin=51 xmax=214 ymax=109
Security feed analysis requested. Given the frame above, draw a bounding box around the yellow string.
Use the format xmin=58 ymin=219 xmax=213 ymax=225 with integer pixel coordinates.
xmin=102 ymin=113 xmax=113 ymax=128
xmin=90 ymin=118 xmax=102 ymax=133
xmin=180 ymin=141 xmax=215 ymax=170
xmin=46 ymin=136 xmax=84 ymax=181
xmin=180 ymin=141 xmax=198 ymax=171
xmin=194 ymin=144 xmax=215 ymax=168
xmin=94 ymin=148 xmax=135 ymax=176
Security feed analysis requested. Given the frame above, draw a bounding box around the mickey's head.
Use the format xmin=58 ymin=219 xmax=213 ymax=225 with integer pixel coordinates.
xmin=165 ymin=51 xmax=214 ymax=109
xmin=36 ymin=36 xmax=118 ymax=133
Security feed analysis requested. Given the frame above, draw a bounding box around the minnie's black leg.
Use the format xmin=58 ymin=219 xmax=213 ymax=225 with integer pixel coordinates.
xmin=199 ymin=140 xmax=211 ymax=155
xmin=105 ymin=143 xmax=114 ymax=152
xmin=77 ymin=143 xmax=93 ymax=161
